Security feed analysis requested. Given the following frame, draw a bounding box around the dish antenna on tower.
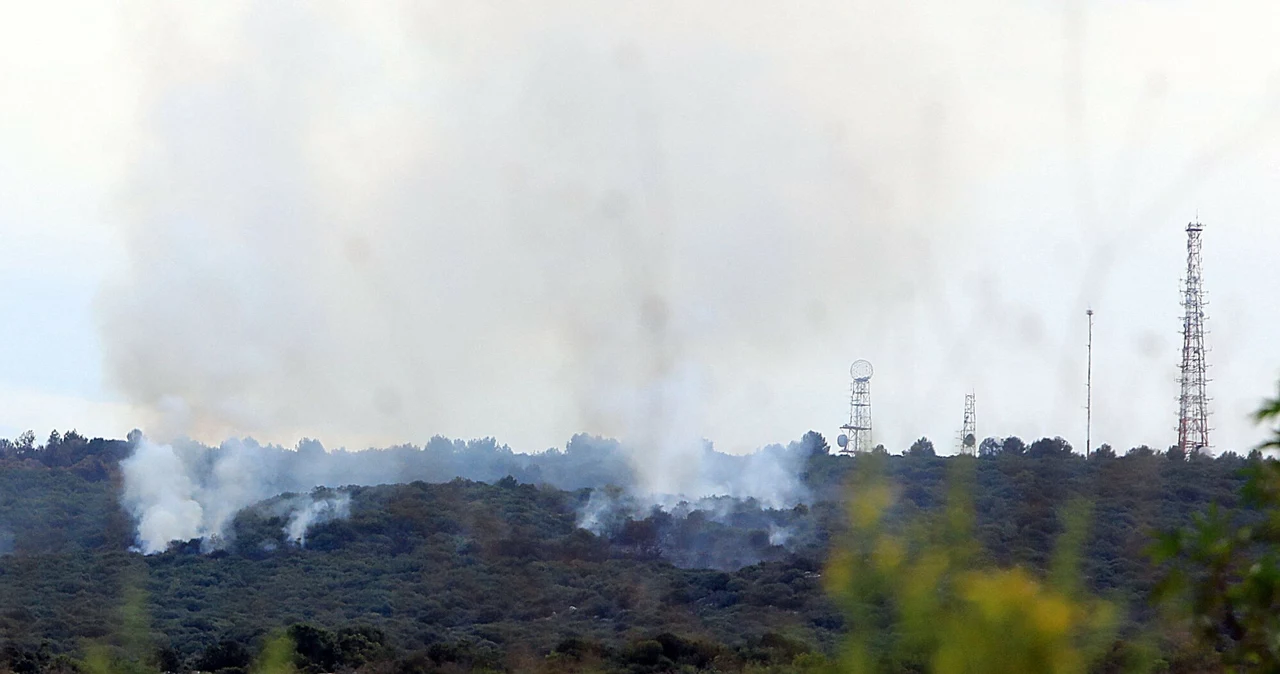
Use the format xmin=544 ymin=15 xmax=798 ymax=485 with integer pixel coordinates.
xmin=850 ymin=359 xmax=874 ymax=381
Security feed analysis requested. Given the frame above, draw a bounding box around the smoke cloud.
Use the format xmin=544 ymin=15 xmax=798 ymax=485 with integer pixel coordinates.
xmin=99 ymin=2 xmax=1031 ymax=457
xmin=104 ymin=2 xmax=1262 ymax=455
xmin=0 ymin=0 xmax=1268 ymax=458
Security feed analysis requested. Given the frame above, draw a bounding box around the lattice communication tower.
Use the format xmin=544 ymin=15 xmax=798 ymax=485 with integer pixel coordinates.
xmin=959 ymin=392 xmax=976 ymax=456
xmin=837 ymin=360 xmax=873 ymax=454
xmin=1177 ymin=220 xmax=1211 ymax=456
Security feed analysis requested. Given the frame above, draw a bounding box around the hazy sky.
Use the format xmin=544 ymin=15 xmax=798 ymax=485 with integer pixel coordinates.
xmin=3 ymin=1 xmax=1280 ymax=455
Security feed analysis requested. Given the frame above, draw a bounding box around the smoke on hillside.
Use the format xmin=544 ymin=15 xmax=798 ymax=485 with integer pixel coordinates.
xmin=117 ymin=431 xmax=819 ymax=554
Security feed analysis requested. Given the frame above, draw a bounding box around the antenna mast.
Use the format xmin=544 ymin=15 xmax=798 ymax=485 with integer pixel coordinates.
xmin=1086 ymin=308 xmax=1093 ymax=459
xmin=1177 ymin=220 xmax=1211 ymax=457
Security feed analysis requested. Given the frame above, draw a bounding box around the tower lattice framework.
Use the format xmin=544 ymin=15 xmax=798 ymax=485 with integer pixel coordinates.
xmin=1178 ymin=220 xmax=1211 ymax=456
xmin=840 ymin=360 xmax=873 ymax=454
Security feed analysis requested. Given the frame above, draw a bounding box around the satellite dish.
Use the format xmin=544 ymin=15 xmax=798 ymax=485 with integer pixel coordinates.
xmin=837 ymin=434 xmax=849 ymax=448
xmin=850 ymin=359 xmax=874 ymax=381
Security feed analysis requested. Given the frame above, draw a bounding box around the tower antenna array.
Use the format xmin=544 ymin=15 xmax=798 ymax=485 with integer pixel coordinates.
xmin=1177 ymin=220 xmax=1211 ymax=456
xmin=837 ymin=360 xmax=874 ymax=454
xmin=960 ymin=392 xmax=976 ymax=456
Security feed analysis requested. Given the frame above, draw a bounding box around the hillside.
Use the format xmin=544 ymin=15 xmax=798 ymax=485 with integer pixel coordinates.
xmin=1 ymin=476 xmax=838 ymax=672
xmin=0 ymin=433 xmax=1261 ymax=672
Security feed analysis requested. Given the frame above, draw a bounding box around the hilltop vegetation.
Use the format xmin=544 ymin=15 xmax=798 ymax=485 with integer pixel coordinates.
xmin=0 ymin=430 xmax=1265 ymax=672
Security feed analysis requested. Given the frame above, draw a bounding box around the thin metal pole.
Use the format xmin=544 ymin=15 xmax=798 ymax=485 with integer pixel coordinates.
xmin=1086 ymin=308 xmax=1093 ymax=458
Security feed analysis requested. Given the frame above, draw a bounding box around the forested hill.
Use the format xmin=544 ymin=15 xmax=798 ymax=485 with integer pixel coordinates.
xmin=0 ymin=477 xmax=839 ymax=671
xmin=0 ymin=431 xmax=1260 ymax=672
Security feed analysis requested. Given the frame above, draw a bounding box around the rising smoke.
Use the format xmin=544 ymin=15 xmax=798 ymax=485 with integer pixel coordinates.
xmin=105 ymin=4 xmax=1165 ymax=552
xmin=105 ymin=3 xmax=978 ymax=548
xmin=115 ymin=431 xmax=818 ymax=554
xmin=98 ymin=2 xmax=1026 ymax=458
xmin=281 ymin=492 xmax=351 ymax=547
xmin=119 ymin=438 xmax=351 ymax=553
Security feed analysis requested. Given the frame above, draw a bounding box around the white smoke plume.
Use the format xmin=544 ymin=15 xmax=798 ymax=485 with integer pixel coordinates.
xmin=629 ymin=439 xmax=810 ymax=507
xmin=119 ymin=440 xmax=204 ymax=551
xmin=767 ymin=524 xmax=792 ymax=547
xmin=577 ymin=487 xmax=629 ymax=537
xmin=119 ymin=438 xmax=351 ymax=554
xmin=284 ymin=493 xmax=351 ymax=547
xmin=115 ymin=430 xmax=816 ymax=552
xmin=577 ymin=435 xmax=814 ymax=535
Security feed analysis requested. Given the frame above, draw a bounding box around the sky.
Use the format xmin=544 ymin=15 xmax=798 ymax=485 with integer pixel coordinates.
xmin=2 ymin=1 xmax=1280 ymax=456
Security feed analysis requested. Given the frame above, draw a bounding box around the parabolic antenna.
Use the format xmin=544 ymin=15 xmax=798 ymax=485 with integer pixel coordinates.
xmin=837 ymin=434 xmax=849 ymax=448
xmin=850 ymin=359 xmax=874 ymax=381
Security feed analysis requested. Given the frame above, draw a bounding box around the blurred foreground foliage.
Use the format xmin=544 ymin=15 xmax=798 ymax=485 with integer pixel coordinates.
xmin=826 ymin=454 xmax=1137 ymax=674
xmin=1152 ymin=385 xmax=1280 ymax=672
